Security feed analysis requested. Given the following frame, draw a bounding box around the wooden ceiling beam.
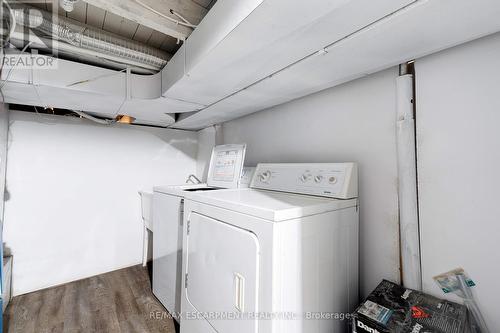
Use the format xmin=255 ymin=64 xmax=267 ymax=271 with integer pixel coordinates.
xmin=81 ymin=0 xmax=207 ymax=41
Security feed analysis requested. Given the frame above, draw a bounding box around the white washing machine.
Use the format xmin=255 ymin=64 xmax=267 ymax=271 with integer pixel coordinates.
xmin=180 ymin=163 xmax=359 ymax=333
xmin=152 ymin=144 xmax=250 ymax=319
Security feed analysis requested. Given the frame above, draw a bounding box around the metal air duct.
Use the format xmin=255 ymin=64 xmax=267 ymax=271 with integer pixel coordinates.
xmin=11 ymin=5 xmax=169 ymax=72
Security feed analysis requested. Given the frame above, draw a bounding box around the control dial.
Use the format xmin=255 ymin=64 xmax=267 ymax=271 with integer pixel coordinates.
xmin=259 ymin=170 xmax=272 ymax=183
xmin=300 ymin=172 xmax=312 ymax=182
xmin=314 ymin=175 xmax=324 ymax=183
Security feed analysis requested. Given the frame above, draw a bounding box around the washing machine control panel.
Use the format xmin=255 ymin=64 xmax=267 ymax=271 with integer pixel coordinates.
xmin=251 ymin=163 xmax=358 ymax=199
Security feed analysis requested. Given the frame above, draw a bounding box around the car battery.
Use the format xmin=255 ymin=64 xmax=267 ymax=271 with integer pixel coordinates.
xmin=351 ymin=280 xmax=469 ymax=333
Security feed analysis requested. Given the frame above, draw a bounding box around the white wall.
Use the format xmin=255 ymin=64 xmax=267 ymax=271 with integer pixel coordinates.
xmin=222 ymin=68 xmax=400 ymax=298
xmin=196 ymin=126 xmax=218 ymax=182
xmin=3 ymin=111 xmax=199 ymax=296
xmin=0 ymin=105 xmax=8 ymax=223
xmin=415 ymin=32 xmax=500 ymax=330
xmin=0 ymin=105 xmax=9 ymax=294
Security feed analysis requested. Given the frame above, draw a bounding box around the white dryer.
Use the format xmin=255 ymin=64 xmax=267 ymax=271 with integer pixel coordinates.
xmin=152 ymin=144 xmax=249 ymax=319
xmin=180 ymin=163 xmax=359 ymax=333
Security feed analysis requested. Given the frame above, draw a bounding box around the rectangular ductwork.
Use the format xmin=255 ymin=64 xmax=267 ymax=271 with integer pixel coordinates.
xmin=169 ymin=0 xmax=500 ymax=129
xmin=3 ymin=0 xmax=500 ymax=128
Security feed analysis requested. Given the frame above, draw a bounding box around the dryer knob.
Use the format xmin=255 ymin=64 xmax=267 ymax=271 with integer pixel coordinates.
xmin=259 ymin=171 xmax=271 ymax=183
xmin=300 ymin=173 xmax=312 ymax=182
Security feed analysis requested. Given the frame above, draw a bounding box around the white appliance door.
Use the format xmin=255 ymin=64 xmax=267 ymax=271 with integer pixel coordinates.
xmin=152 ymin=193 xmax=183 ymax=318
xmin=186 ymin=212 xmax=259 ymax=333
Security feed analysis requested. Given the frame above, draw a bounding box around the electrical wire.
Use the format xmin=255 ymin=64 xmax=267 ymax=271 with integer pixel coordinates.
xmin=66 ymin=68 xmax=127 ymax=87
xmin=30 ymin=86 xmax=60 ymax=124
xmin=33 ymin=105 xmax=59 ymax=124
xmin=1 ymin=0 xmax=17 ymax=103
xmin=170 ymin=9 xmax=195 ymax=27
xmin=72 ymin=110 xmax=116 ymax=125
xmin=132 ymin=0 xmax=197 ymax=29
xmin=0 ymin=41 xmax=33 ymax=91
xmin=0 ymin=3 xmax=129 ymax=127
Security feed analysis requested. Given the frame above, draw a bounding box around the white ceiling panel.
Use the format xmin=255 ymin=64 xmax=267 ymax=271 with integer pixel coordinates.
xmin=66 ymin=1 xmax=88 ymax=23
xmin=81 ymin=0 xmax=210 ymax=46
xmin=102 ymin=12 xmax=129 ymax=37
xmin=85 ymin=3 xmax=106 ymax=28
xmin=160 ymin=35 xmax=180 ymax=54
xmin=147 ymin=31 xmax=168 ymax=49
xmin=133 ymin=25 xmax=154 ymax=44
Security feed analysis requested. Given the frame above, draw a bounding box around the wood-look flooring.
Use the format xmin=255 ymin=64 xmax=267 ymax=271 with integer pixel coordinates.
xmin=3 ymin=265 xmax=178 ymax=333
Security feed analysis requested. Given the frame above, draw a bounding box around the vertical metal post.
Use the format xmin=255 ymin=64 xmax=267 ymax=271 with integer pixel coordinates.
xmin=396 ymin=64 xmax=422 ymax=290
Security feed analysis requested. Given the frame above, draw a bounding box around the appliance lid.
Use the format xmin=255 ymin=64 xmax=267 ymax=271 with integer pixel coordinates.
xmin=153 ymin=183 xmax=215 ymax=196
xmin=207 ymin=144 xmax=247 ymax=189
xmin=185 ymin=188 xmax=357 ymax=222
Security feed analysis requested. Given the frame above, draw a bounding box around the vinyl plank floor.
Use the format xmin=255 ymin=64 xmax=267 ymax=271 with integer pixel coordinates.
xmin=3 ymin=265 xmax=176 ymax=333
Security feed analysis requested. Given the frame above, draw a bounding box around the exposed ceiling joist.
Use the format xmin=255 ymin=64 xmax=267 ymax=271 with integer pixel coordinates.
xmin=80 ymin=0 xmax=207 ymax=41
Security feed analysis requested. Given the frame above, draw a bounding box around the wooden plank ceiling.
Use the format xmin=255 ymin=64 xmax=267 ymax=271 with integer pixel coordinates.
xmin=28 ymin=0 xmax=217 ymax=56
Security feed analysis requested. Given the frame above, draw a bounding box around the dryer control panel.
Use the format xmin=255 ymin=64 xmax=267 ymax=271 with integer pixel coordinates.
xmin=251 ymin=163 xmax=358 ymax=199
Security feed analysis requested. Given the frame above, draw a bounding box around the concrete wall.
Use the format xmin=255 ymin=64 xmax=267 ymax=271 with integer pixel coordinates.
xmin=415 ymin=32 xmax=500 ymax=330
xmin=3 ymin=111 xmax=199 ymax=296
xmin=222 ymin=68 xmax=400 ymax=298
